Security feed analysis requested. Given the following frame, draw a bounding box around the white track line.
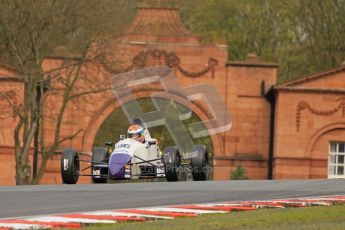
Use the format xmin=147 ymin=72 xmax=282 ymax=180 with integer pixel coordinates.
xmin=82 ymin=211 xmax=174 ymax=219
xmin=26 ymin=216 xmax=115 ymax=224
xmin=0 ymin=223 xmax=47 ymax=229
xmin=140 ymin=207 xmax=226 ymax=214
xmin=191 ymin=203 xmax=246 ymax=207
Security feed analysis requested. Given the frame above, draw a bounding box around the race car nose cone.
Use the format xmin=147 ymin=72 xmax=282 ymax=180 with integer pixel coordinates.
xmin=109 ymin=153 xmax=131 ymax=177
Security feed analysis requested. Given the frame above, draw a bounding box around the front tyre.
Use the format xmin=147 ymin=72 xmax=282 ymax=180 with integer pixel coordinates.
xmin=61 ymin=148 xmax=80 ymax=184
xmin=163 ymin=146 xmax=181 ymax=181
xmin=191 ymin=145 xmax=209 ymax=181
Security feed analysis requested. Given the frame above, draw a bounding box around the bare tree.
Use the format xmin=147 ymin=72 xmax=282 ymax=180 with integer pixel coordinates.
xmin=0 ymin=0 xmax=135 ymax=185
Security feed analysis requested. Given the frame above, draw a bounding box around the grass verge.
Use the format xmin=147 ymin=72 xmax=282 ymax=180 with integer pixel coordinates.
xmin=82 ymin=204 xmax=345 ymax=230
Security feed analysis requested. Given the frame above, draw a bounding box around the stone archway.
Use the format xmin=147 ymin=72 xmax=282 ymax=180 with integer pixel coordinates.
xmin=305 ymin=122 xmax=345 ymax=178
xmin=305 ymin=122 xmax=345 ymax=155
xmin=82 ymin=89 xmax=224 ymax=158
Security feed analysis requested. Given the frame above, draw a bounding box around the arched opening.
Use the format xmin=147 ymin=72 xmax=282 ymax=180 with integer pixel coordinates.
xmin=93 ymin=97 xmax=214 ymax=154
xmin=306 ymin=123 xmax=345 ymax=178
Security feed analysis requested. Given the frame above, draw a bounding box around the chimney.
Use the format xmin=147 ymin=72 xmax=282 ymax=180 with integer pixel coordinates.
xmin=123 ymin=0 xmax=198 ymax=43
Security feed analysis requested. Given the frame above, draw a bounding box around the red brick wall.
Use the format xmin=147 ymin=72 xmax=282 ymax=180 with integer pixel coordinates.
xmin=0 ymin=7 xmax=280 ymax=184
xmin=0 ymin=147 xmax=16 ymax=185
xmin=274 ymin=80 xmax=345 ymax=179
xmin=213 ymin=61 xmax=277 ymax=180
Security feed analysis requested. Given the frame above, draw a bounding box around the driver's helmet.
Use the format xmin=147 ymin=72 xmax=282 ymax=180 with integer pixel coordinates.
xmin=127 ymin=124 xmax=145 ymax=143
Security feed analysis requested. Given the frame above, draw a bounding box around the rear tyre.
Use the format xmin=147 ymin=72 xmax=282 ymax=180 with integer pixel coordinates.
xmin=92 ymin=147 xmax=108 ymax=183
xmin=191 ymin=145 xmax=209 ymax=181
xmin=61 ymin=148 xmax=80 ymax=184
xmin=163 ymin=146 xmax=181 ymax=182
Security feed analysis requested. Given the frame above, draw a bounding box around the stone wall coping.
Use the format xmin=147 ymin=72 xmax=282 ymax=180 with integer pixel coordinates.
xmin=226 ymin=61 xmax=278 ymax=68
xmin=276 ymin=86 xmax=345 ymax=94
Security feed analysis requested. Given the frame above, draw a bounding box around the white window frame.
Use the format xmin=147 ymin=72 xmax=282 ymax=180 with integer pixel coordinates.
xmin=328 ymin=142 xmax=345 ymax=179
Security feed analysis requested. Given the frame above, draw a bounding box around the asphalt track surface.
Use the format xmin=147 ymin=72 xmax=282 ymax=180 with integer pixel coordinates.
xmin=0 ymin=179 xmax=344 ymax=218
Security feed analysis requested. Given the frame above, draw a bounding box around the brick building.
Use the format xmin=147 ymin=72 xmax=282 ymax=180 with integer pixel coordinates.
xmin=0 ymin=5 xmax=344 ymax=185
xmin=274 ymin=65 xmax=345 ymax=179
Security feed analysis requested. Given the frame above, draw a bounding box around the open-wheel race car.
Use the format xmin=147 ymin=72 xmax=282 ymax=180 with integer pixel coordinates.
xmin=60 ymin=118 xmax=209 ymax=184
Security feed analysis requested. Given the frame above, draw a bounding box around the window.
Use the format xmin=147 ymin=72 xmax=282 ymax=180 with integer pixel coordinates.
xmin=328 ymin=142 xmax=345 ymax=178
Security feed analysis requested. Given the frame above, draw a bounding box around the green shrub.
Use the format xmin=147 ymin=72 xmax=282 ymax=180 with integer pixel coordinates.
xmin=230 ymin=165 xmax=248 ymax=180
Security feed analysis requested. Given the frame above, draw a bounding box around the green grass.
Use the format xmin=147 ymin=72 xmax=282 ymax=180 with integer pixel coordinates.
xmin=83 ymin=205 xmax=345 ymax=230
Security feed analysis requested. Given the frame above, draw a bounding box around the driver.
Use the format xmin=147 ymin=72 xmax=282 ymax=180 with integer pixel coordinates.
xmin=127 ymin=124 xmax=145 ymax=143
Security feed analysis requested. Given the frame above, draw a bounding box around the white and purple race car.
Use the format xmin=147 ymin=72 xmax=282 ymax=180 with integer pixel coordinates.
xmin=60 ymin=118 xmax=209 ymax=184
